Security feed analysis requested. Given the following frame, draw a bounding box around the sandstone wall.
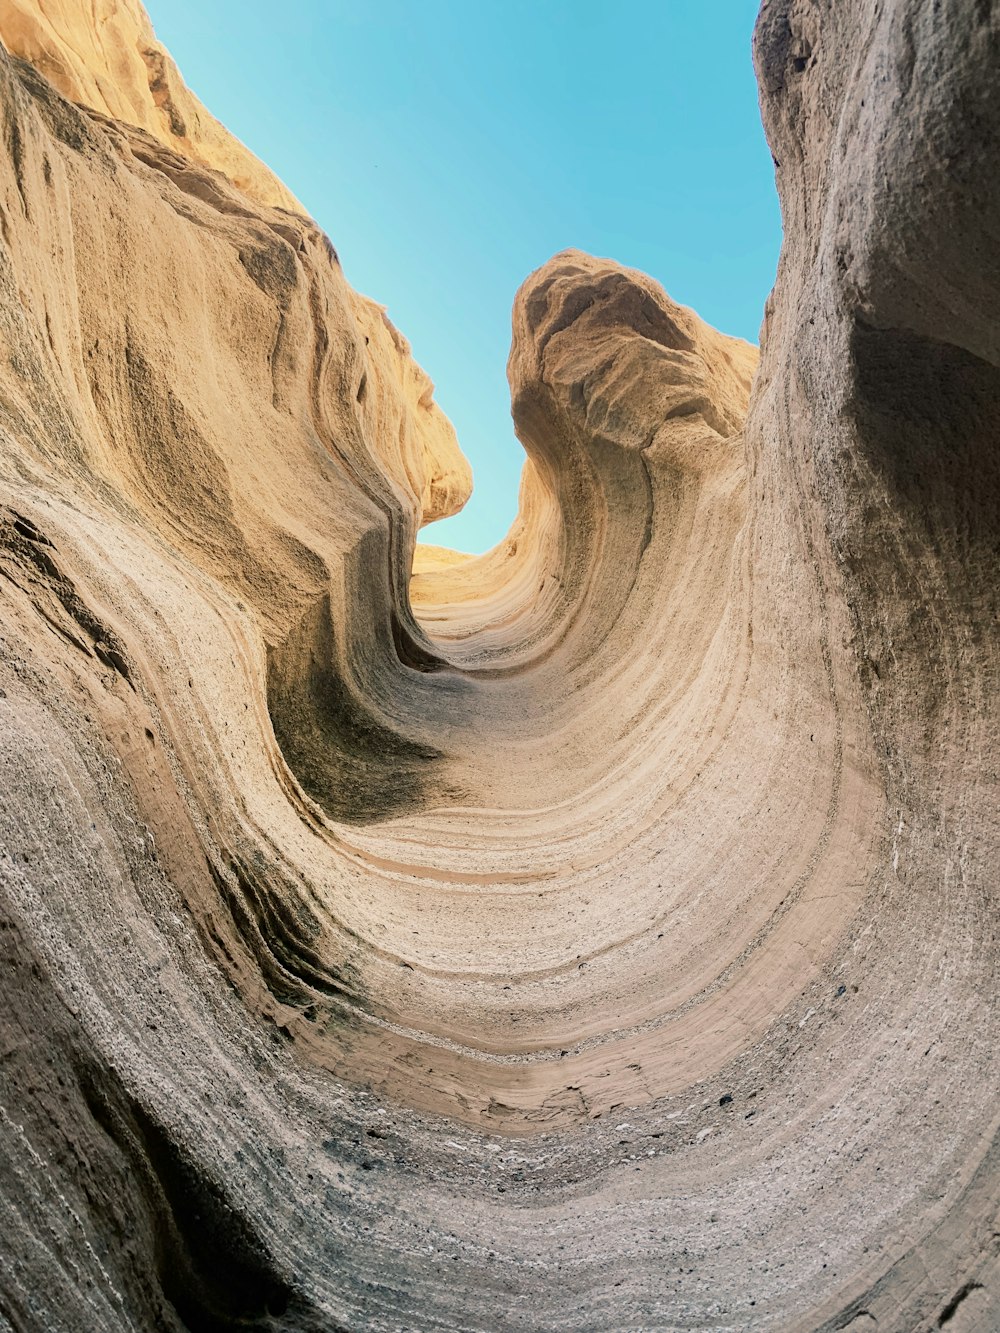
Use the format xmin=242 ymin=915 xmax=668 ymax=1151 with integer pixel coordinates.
xmin=0 ymin=2 xmax=995 ymax=1329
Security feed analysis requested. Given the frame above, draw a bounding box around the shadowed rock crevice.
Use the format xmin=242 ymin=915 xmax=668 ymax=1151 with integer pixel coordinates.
xmin=847 ymin=321 xmax=1000 ymax=550
xmin=77 ymin=1062 xmax=295 ymax=1333
xmin=267 ymin=591 xmax=448 ymax=824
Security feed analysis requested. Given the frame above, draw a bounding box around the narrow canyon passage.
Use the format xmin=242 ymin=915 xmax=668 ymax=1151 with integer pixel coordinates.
xmin=260 ymin=249 xmax=882 ymax=1129
xmin=0 ymin=1 xmax=996 ymax=1330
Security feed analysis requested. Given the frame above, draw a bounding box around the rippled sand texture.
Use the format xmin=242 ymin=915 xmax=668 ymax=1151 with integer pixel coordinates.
xmin=0 ymin=1 xmax=997 ymax=1330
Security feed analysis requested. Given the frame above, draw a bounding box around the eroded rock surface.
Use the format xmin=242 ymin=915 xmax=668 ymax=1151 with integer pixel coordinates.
xmin=0 ymin=1 xmax=996 ymax=1330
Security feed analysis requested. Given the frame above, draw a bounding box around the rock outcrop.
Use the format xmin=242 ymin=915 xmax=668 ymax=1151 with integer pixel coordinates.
xmin=0 ymin=1 xmax=996 ymax=1330
xmin=1 ymin=0 xmax=298 ymax=210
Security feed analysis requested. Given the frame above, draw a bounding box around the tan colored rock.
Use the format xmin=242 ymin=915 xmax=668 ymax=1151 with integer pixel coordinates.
xmin=0 ymin=0 xmax=472 ymax=533
xmin=1 ymin=0 xmax=301 ymax=211
xmin=0 ymin=0 xmax=996 ymax=1330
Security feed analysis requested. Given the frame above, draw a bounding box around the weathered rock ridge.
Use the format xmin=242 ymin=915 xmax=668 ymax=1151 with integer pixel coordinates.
xmin=0 ymin=1 xmax=996 ymax=1330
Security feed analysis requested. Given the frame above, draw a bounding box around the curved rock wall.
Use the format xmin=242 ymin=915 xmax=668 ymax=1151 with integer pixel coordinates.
xmin=0 ymin=1 xmax=996 ymax=1330
xmin=1 ymin=0 xmax=299 ymax=210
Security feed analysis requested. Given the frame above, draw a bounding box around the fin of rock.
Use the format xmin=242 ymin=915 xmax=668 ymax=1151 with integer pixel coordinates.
xmin=0 ymin=0 xmax=472 ymax=532
xmin=1 ymin=0 xmax=300 ymax=211
xmin=0 ymin=1 xmax=996 ymax=1330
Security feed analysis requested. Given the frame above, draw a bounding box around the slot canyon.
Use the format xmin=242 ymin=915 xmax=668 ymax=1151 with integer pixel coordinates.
xmin=0 ymin=1 xmax=996 ymax=1329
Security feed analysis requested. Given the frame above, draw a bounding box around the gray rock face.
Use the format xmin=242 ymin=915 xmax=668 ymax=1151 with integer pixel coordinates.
xmin=0 ymin=1 xmax=996 ymax=1330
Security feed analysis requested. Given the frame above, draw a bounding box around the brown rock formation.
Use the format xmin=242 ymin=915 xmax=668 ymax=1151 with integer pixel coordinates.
xmin=0 ymin=1 xmax=996 ymax=1330
xmin=1 ymin=0 xmax=299 ymax=210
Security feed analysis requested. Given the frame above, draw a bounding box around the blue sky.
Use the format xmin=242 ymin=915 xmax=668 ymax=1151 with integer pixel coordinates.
xmin=145 ymin=1 xmax=779 ymax=552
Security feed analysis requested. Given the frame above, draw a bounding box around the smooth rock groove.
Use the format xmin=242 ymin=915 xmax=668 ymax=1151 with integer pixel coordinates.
xmin=0 ymin=2 xmax=996 ymax=1330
